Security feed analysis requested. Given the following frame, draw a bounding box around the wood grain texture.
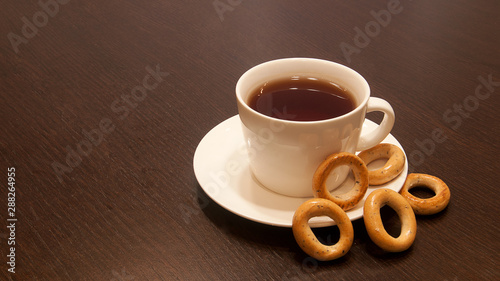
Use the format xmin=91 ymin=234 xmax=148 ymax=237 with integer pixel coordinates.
xmin=0 ymin=0 xmax=499 ymax=280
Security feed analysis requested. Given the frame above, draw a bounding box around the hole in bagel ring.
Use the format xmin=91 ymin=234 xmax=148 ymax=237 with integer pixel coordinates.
xmin=292 ymin=198 xmax=354 ymax=261
xmin=313 ymin=152 xmax=369 ymax=211
xmin=357 ymin=143 xmax=406 ymax=185
xmin=400 ymin=173 xmax=451 ymax=215
xmin=363 ymin=188 xmax=417 ymax=252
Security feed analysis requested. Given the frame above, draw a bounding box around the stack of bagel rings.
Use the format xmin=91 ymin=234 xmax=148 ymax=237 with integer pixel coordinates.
xmin=292 ymin=143 xmax=451 ymax=261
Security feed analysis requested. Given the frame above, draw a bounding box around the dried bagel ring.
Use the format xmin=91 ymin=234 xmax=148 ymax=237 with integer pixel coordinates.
xmin=400 ymin=173 xmax=451 ymax=215
xmin=357 ymin=143 xmax=406 ymax=185
xmin=364 ymin=189 xmax=417 ymax=252
xmin=313 ymin=152 xmax=369 ymax=211
xmin=292 ymin=198 xmax=354 ymax=261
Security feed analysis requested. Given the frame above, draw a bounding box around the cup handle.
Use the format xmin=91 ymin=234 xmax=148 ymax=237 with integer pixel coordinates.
xmin=356 ymin=97 xmax=395 ymax=151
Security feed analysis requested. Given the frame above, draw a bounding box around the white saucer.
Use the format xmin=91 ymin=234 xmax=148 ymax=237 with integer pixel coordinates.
xmin=193 ymin=115 xmax=408 ymax=228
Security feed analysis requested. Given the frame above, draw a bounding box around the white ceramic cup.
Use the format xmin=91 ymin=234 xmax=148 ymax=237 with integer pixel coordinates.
xmin=236 ymin=58 xmax=395 ymax=197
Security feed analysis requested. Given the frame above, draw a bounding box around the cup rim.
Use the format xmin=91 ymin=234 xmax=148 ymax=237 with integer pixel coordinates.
xmin=236 ymin=57 xmax=370 ymax=124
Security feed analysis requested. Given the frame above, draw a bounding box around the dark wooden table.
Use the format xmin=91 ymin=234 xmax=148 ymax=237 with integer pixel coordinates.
xmin=1 ymin=0 xmax=499 ymax=280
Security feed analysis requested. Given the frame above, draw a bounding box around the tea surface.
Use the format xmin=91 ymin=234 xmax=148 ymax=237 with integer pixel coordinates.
xmin=248 ymin=76 xmax=355 ymax=121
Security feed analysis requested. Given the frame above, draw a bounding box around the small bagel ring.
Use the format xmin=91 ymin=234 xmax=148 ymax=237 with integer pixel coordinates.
xmin=357 ymin=143 xmax=406 ymax=185
xmin=313 ymin=152 xmax=369 ymax=211
xmin=292 ymin=198 xmax=354 ymax=261
xmin=400 ymin=173 xmax=451 ymax=215
xmin=364 ymin=189 xmax=417 ymax=252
